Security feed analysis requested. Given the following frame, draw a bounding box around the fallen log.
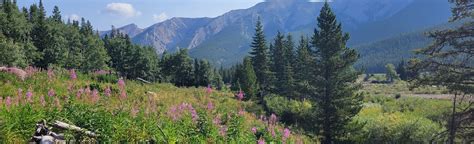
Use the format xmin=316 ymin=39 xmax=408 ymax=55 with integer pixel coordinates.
xmin=52 ymin=121 xmax=97 ymax=137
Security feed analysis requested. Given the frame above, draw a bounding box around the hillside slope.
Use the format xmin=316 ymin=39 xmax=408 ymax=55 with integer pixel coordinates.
xmin=0 ymin=69 xmax=312 ymax=143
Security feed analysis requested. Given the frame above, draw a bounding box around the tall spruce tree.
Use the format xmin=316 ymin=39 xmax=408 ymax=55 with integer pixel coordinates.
xmin=270 ymin=32 xmax=295 ymax=97
xmin=411 ymin=0 xmax=473 ymax=142
xmin=250 ymin=17 xmax=272 ymax=94
xmin=311 ymin=3 xmax=362 ymax=143
xmin=295 ymin=36 xmax=314 ymax=99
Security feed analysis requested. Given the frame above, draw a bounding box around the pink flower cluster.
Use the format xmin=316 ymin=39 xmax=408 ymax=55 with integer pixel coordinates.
xmin=118 ymin=78 xmax=127 ymax=100
xmin=206 ymin=85 xmax=213 ymax=95
xmin=69 ymin=69 xmax=77 ymax=80
xmin=236 ymin=90 xmax=244 ymax=101
xmin=0 ymin=67 xmax=27 ymax=81
xmin=166 ymin=103 xmax=199 ymax=122
xmin=47 ymin=67 xmax=55 ymax=80
xmin=207 ymin=101 xmax=214 ymax=111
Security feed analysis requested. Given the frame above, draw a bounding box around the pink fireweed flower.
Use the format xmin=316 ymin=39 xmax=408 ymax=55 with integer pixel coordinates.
xmin=251 ymin=127 xmax=257 ymax=134
xmin=25 ymin=66 xmax=39 ymax=77
xmin=39 ymin=95 xmax=46 ymax=106
xmin=26 ymin=89 xmax=33 ymax=103
xmin=48 ymin=89 xmax=55 ymax=97
xmin=238 ymin=108 xmax=245 ymax=116
xmin=189 ymin=106 xmax=199 ymax=123
xmin=47 ymin=67 xmax=55 ymax=80
xmin=236 ymin=90 xmax=244 ymax=101
xmin=69 ymin=69 xmax=77 ymax=80
xmin=91 ymin=89 xmax=99 ymax=103
xmin=257 ymin=139 xmax=265 ymax=144
xmin=120 ymin=91 xmax=127 ymax=100
xmin=283 ymin=128 xmax=291 ymax=142
xmin=213 ymin=115 xmax=221 ymax=125
xmin=118 ymin=78 xmax=126 ymax=89
xmin=131 ymin=106 xmax=139 ymax=118
xmin=206 ymin=85 xmax=212 ymax=94
xmin=207 ymin=101 xmax=214 ymax=111
xmin=84 ymin=87 xmax=91 ymax=97
xmin=104 ymin=86 xmax=111 ymax=97
xmin=17 ymin=88 xmax=23 ymax=104
xmin=94 ymin=70 xmax=108 ymax=75
xmin=76 ymin=88 xmax=84 ymax=99
xmin=269 ymin=114 xmax=278 ymax=125
xmin=269 ymin=126 xmax=276 ymax=137
xmin=5 ymin=96 xmax=12 ymax=108
xmin=219 ymin=125 xmax=227 ymax=136
xmin=167 ymin=106 xmax=180 ymax=121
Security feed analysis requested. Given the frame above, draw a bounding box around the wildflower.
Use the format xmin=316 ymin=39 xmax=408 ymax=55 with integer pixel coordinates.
xmin=269 ymin=126 xmax=276 ymax=137
xmin=25 ymin=66 xmax=39 ymax=77
xmin=84 ymin=87 xmax=91 ymax=97
xmin=219 ymin=125 xmax=227 ymax=136
xmin=94 ymin=70 xmax=108 ymax=75
xmin=269 ymin=113 xmax=277 ymax=125
xmin=189 ymin=105 xmax=199 ymax=122
xmin=3 ymin=67 xmax=27 ymax=81
xmin=17 ymin=88 xmax=23 ymax=104
xmin=257 ymin=139 xmax=265 ymax=144
xmin=47 ymin=67 xmax=55 ymax=80
xmin=207 ymin=101 xmax=214 ymax=111
xmin=236 ymin=90 xmax=244 ymax=101
xmin=26 ymin=89 xmax=33 ymax=103
xmin=120 ymin=90 xmax=127 ymax=100
xmin=91 ymin=89 xmax=99 ymax=103
xmin=167 ymin=106 xmax=179 ymax=121
xmin=39 ymin=95 xmax=46 ymax=106
xmin=131 ymin=106 xmax=139 ymax=118
xmin=251 ymin=127 xmax=257 ymax=134
xmin=118 ymin=78 xmax=126 ymax=89
xmin=5 ymin=96 xmax=12 ymax=108
xmin=48 ymin=89 xmax=55 ymax=97
xmin=104 ymin=86 xmax=111 ymax=97
xmin=69 ymin=69 xmax=77 ymax=80
xmin=213 ymin=115 xmax=221 ymax=125
xmin=296 ymin=137 xmax=303 ymax=144
xmin=238 ymin=108 xmax=245 ymax=116
xmin=206 ymin=85 xmax=212 ymax=94
xmin=76 ymin=88 xmax=84 ymax=99
xmin=283 ymin=128 xmax=291 ymax=142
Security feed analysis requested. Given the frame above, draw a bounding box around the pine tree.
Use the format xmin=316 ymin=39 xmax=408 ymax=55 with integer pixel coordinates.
xmin=311 ymin=3 xmax=362 ymax=143
xmin=249 ymin=17 xmax=272 ymax=93
xmin=64 ymin=21 xmax=83 ymax=69
xmin=30 ymin=0 xmax=48 ymax=67
xmin=411 ymin=0 xmax=473 ymax=142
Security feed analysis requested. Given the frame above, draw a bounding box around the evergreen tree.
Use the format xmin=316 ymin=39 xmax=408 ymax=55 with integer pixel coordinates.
xmin=30 ymin=0 xmax=48 ymax=67
xmin=64 ymin=21 xmax=83 ymax=69
xmin=173 ymin=49 xmax=194 ymax=87
xmin=234 ymin=57 xmax=258 ymax=100
xmin=249 ymin=17 xmax=272 ymax=93
xmin=295 ymin=36 xmax=314 ymax=99
xmin=270 ymin=32 xmax=295 ymax=97
xmin=311 ymin=3 xmax=362 ymax=143
xmin=411 ymin=0 xmax=473 ymax=142
xmin=51 ymin=6 xmax=61 ymax=23
xmin=0 ymin=35 xmax=26 ymax=67
xmin=396 ymin=60 xmax=408 ymax=80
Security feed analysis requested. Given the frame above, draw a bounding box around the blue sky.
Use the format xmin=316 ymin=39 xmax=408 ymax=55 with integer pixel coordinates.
xmin=17 ymin=0 xmax=264 ymax=31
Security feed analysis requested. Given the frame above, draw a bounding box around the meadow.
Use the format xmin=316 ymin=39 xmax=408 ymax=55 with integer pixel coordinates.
xmin=0 ymin=68 xmax=312 ymax=143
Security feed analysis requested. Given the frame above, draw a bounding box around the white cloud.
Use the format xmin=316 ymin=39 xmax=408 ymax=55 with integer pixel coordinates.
xmin=68 ymin=14 xmax=81 ymax=21
xmin=153 ymin=13 xmax=169 ymax=22
xmin=104 ymin=3 xmax=141 ymax=18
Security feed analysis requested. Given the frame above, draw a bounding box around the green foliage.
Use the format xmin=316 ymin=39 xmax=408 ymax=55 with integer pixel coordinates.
xmin=310 ymin=2 xmax=363 ymax=142
xmin=249 ymin=17 xmax=272 ymax=92
xmin=0 ymin=69 xmax=312 ymax=143
xmin=270 ymin=32 xmax=296 ymax=98
xmin=233 ymin=57 xmax=258 ymax=100
xmin=385 ymin=63 xmax=399 ymax=82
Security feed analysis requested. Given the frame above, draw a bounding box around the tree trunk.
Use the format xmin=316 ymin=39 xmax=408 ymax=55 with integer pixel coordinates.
xmin=448 ymin=93 xmax=457 ymax=144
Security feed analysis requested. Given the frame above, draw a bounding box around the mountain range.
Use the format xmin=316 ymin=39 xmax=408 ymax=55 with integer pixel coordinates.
xmin=101 ymin=0 xmax=452 ymax=71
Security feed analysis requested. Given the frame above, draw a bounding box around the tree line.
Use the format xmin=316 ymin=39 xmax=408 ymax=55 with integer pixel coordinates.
xmin=0 ymin=0 xmax=222 ymax=88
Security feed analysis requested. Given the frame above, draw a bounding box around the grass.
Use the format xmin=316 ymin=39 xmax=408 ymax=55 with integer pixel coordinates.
xmin=0 ymin=69 xmax=312 ymax=143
